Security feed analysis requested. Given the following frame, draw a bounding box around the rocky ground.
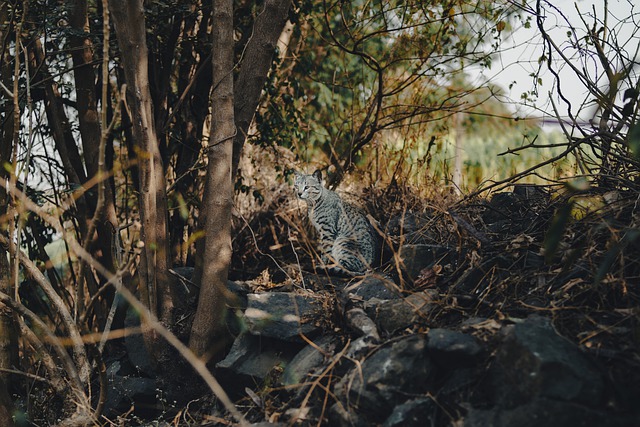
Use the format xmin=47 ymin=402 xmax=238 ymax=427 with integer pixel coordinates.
xmin=101 ymin=184 xmax=640 ymax=426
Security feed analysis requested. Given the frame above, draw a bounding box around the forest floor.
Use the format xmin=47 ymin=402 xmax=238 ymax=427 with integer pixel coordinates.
xmin=194 ymin=180 xmax=640 ymax=426
xmin=32 ymin=179 xmax=637 ymax=426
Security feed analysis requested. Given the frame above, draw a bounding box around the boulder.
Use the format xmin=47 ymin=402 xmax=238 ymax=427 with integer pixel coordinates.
xmin=340 ymin=335 xmax=434 ymax=418
xmin=382 ymin=397 xmax=438 ymax=427
xmin=367 ymin=290 xmax=437 ymax=334
xmin=244 ymin=292 xmax=326 ymax=342
xmin=102 ymin=360 xmax=158 ymax=419
xmin=465 ymin=398 xmax=635 ymax=427
xmin=282 ymin=335 xmax=341 ymax=387
xmin=328 ymin=402 xmax=367 ymax=427
xmin=216 ymin=334 xmax=301 ymax=393
xmin=342 ymin=274 xmax=402 ymax=301
xmin=490 ymin=316 xmax=604 ymax=408
xmin=426 ymin=328 xmax=484 ymax=368
xmin=345 ymin=308 xmax=380 ymax=341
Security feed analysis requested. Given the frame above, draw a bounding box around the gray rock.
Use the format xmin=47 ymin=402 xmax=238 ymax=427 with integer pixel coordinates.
xmin=426 ymin=328 xmax=484 ymax=368
xmin=103 ymin=361 xmax=158 ymax=418
xmin=492 ymin=316 xmax=604 ymax=408
xmin=282 ymin=335 xmax=341 ymax=387
xmin=383 ymin=397 xmax=438 ymax=427
xmin=328 ymin=402 xmax=367 ymax=427
xmin=345 ymin=308 xmax=380 ymax=341
xmin=216 ymin=334 xmax=294 ymax=383
xmin=399 ymin=244 xmax=452 ymax=283
xmin=343 ymin=335 xmax=434 ymax=418
xmin=367 ymin=290 xmax=437 ymax=334
xmin=344 ymin=335 xmax=378 ymax=360
xmin=342 ymin=274 xmax=402 ymax=301
xmin=244 ymin=292 xmax=325 ymax=341
xmin=465 ymin=398 xmax=635 ymax=427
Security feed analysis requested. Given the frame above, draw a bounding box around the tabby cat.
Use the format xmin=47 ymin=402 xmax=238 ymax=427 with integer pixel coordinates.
xmin=293 ymin=170 xmax=380 ymax=275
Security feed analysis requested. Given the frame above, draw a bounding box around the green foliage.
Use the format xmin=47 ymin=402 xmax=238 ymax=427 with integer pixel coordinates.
xmin=255 ymin=0 xmax=521 ymax=175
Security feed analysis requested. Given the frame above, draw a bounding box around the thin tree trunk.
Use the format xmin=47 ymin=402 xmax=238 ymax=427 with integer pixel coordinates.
xmin=68 ymin=0 xmax=118 ymax=272
xmin=0 ymin=4 xmax=18 ymax=423
xmin=189 ymin=0 xmax=235 ymax=359
xmin=231 ymin=0 xmax=292 ymax=181
xmin=27 ymin=39 xmax=90 ymax=236
xmin=109 ymin=0 xmax=176 ymax=360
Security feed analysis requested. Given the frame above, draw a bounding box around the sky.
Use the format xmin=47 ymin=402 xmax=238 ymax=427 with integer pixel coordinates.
xmin=477 ymin=0 xmax=638 ymax=127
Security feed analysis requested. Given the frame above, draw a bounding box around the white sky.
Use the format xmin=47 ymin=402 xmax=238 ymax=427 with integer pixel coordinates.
xmin=477 ymin=0 xmax=639 ymax=127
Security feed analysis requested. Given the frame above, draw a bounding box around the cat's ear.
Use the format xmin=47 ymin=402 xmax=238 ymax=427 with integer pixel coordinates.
xmin=312 ymin=169 xmax=322 ymax=182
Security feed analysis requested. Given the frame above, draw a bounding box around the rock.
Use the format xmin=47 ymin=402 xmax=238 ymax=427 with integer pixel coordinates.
xmin=244 ymin=292 xmax=326 ymax=342
xmin=345 ymin=308 xmax=380 ymax=341
xmin=399 ymin=244 xmax=453 ymax=284
xmin=465 ymin=398 xmax=635 ymax=427
xmin=282 ymin=335 xmax=341 ymax=387
xmin=426 ymin=328 xmax=484 ymax=368
xmin=490 ymin=316 xmax=604 ymax=408
xmin=382 ymin=397 xmax=438 ymax=427
xmin=328 ymin=402 xmax=367 ymax=427
xmin=216 ymin=334 xmax=300 ymax=389
xmin=342 ymin=274 xmax=402 ymax=301
xmin=345 ymin=335 xmax=378 ymax=360
xmin=102 ymin=361 xmax=158 ymax=418
xmin=342 ymin=335 xmax=434 ymax=418
xmin=367 ymin=290 xmax=437 ymax=334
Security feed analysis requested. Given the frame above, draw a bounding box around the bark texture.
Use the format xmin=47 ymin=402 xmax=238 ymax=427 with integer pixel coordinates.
xmin=109 ymin=0 xmax=176 ymax=359
xmin=232 ymin=0 xmax=292 ymax=180
xmin=189 ymin=0 xmax=236 ymax=358
xmin=68 ymin=0 xmax=118 ymax=274
xmin=0 ymin=4 xmax=18 ymax=424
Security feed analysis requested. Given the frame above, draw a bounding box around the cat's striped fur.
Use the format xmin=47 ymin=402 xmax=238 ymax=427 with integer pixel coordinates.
xmin=293 ymin=170 xmax=379 ymax=275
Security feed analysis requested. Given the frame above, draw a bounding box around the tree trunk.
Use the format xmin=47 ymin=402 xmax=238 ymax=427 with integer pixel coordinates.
xmin=0 ymin=377 xmax=14 ymax=427
xmin=189 ymin=0 xmax=235 ymax=359
xmin=27 ymin=39 xmax=90 ymax=236
xmin=68 ymin=0 xmax=118 ymax=268
xmin=0 ymin=4 xmax=18 ymax=424
xmin=168 ymin=4 xmax=210 ymax=266
xmin=232 ymin=0 xmax=292 ymax=181
xmin=68 ymin=0 xmax=118 ymax=327
xmin=109 ymin=0 xmax=176 ymax=360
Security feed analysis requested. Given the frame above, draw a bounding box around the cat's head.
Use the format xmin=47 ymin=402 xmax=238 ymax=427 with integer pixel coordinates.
xmin=293 ymin=170 xmax=323 ymax=201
